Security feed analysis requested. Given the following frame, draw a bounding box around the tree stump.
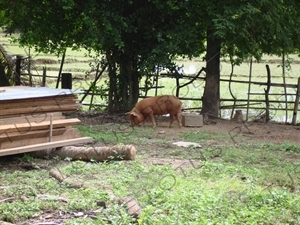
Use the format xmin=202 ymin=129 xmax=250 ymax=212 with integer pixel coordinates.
xmin=232 ymin=110 xmax=243 ymax=122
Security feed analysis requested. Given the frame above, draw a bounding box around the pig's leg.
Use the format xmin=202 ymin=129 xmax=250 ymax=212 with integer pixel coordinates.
xmin=148 ymin=112 xmax=157 ymax=127
xmin=176 ymin=112 xmax=182 ymax=127
xmin=169 ymin=114 xmax=175 ymax=128
xmin=141 ymin=116 xmax=148 ymax=126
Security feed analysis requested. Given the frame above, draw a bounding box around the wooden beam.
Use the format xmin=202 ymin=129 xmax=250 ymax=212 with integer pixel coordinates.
xmin=292 ymin=77 xmax=300 ymax=125
xmin=0 ymin=104 xmax=80 ymax=117
xmin=0 ymin=137 xmax=93 ymax=157
xmin=0 ymin=128 xmax=81 ymax=149
xmin=0 ymin=112 xmax=65 ymax=125
xmin=0 ymin=118 xmax=81 ymax=134
xmin=0 ymin=94 xmax=76 ymax=103
xmin=0 ymin=97 xmax=78 ymax=110
xmin=0 ymin=127 xmax=66 ymax=142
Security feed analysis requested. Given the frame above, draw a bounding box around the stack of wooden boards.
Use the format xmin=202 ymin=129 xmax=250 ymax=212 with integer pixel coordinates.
xmin=0 ymin=86 xmax=93 ymax=156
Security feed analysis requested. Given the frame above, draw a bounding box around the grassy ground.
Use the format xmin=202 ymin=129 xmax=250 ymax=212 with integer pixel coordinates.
xmin=1 ymin=120 xmax=300 ymax=224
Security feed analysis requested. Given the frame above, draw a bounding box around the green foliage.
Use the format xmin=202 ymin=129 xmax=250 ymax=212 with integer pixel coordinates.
xmin=1 ymin=0 xmax=300 ymax=112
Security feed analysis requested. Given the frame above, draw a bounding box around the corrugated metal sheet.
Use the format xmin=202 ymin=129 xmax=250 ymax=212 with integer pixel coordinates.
xmin=0 ymin=87 xmax=83 ymax=101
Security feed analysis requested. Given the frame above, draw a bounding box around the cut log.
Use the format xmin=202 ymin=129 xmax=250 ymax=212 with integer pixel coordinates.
xmin=0 ymin=137 xmax=93 ymax=156
xmin=0 ymin=118 xmax=81 ymax=134
xmin=33 ymin=145 xmax=137 ymax=161
xmin=231 ymin=110 xmax=244 ymax=122
xmin=116 ymin=197 xmax=142 ymax=218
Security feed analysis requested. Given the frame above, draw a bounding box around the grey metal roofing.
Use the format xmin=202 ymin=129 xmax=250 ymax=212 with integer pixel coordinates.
xmin=0 ymin=87 xmax=83 ymax=101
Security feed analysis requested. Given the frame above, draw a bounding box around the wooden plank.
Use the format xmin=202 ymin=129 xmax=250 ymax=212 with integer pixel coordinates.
xmin=292 ymin=77 xmax=300 ymax=125
xmin=0 ymin=112 xmax=65 ymax=125
xmin=0 ymin=118 xmax=81 ymax=134
xmin=0 ymin=86 xmax=30 ymax=90
xmin=0 ymin=128 xmax=82 ymax=149
xmin=0 ymin=104 xmax=81 ymax=117
xmin=0 ymin=97 xmax=78 ymax=110
xmin=0 ymin=137 xmax=93 ymax=157
xmin=0 ymin=127 xmax=66 ymax=142
xmin=0 ymin=93 xmax=77 ymax=103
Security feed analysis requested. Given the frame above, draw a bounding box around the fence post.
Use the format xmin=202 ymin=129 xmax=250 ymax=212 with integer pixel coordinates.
xmin=89 ymin=63 xmax=100 ymax=111
xmin=15 ymin=55 xmax=22 ymax=85
xmin=28 ymin=47 xmax=33 ymax=86
xmin=246 ymin=58 xmax=253 ymax=121
xmin=56 ymin=49 xmax=66 ymax=88
xmin=42 ymin=67 xmax=47 ymax=87
xmin=282 ymin=52 xmax=288 ymax=123
xmin=292 ymin=77 xmax=300 ymax=125
xmin=61 ymin=73 xmax=72 ymax=89
xmin=264 ymin=65 xmax=271 ymax=123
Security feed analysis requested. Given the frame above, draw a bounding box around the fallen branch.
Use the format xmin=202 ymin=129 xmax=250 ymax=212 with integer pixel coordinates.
xmin=34 ymin=145 xmax=137 ymax=162
xmin=49 ymin=169 xmax=142 ymax=218
xmin=0 ymin=197 xmax=15 ymax=204
xmin=0 ymin=221 xmax=15 ymax=225
xmin=37 ymin=194 xmax=68 ymax=203
xmin=49 ymin=169 xmax=89 ymax=189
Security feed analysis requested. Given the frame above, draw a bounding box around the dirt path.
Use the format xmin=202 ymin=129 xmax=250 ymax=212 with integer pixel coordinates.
xmin=75 ymin=112 xmax=300 ymax=145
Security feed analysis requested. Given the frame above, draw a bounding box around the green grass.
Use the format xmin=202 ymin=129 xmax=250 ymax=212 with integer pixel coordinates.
xmin=1 ymin=132 xmax=300 ymax=224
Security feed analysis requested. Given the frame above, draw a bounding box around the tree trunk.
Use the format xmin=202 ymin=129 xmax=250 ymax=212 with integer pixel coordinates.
xmin=105 ymin=49 xmax=140 ymax=112
xmin=201 ymin=27 xmax=221 ymax=117
xmin=0 ymin=64 xmax=10 ymax=87
xmin=130 ymin=58 xmax=140 ymax=109
xmin=106 ymin=50 xmax=118 ymax=112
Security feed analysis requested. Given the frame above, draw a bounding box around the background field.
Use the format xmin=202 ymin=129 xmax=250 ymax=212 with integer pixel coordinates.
xmin=1 ymin=30 xmax=300 ymax=123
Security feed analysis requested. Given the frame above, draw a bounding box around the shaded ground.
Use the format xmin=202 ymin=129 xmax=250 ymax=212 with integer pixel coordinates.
xmin=74 ymin=111 xmax=300 ymax=146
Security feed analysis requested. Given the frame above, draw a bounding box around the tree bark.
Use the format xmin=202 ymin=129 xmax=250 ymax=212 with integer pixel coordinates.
xmin=201 ymin=27 xmax=221 ymax=117
xmin=0 ymin=64 xmax=10 ymax=87
xmin=106 ymin=48 xmax=140 ymax=112
xmin=106 ymin=50 xmax=118 ymax=112
xmin=33 ymin=145 xmax=137 ymax=161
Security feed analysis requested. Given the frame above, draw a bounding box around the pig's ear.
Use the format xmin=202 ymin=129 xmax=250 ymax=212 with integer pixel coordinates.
xmin=125 ymin=112 xmax=130 ymax=115
xmin=130 ymin=112 xmax=138 ymax=117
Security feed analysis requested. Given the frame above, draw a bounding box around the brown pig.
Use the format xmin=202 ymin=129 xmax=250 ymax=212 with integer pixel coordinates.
xmin=126 ymin=95 xmax=182 ymax=128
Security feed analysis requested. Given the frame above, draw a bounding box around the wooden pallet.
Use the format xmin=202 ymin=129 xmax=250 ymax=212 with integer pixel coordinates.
xmin=0 ymin=87 xmax=92 ymax=156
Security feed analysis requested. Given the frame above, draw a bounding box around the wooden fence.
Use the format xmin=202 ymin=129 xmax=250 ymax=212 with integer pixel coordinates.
xmin=3 ymin=54 xmax=300 ymax=124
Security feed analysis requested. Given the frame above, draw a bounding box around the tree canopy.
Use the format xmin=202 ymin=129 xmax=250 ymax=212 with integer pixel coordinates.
xmin=0 ymin=0 xmax=299 ymax=114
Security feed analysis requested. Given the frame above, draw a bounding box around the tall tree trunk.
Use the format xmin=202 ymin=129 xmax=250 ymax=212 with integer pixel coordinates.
xmin=130 ymin=58 xmax=140 ymax=109
xmin=106 ymin=50 xmax=118 ymax=112
xmin=0 ymin=64 xmax=10 ymax=86
xmin=105 ymin=48 xmax=141 ymax=112
xmin=201 ymin=27 xmax=221 ymax=117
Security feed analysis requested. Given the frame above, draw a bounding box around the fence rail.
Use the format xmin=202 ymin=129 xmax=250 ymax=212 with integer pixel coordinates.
xmin=4 ymin=55 xmax=300 ymax=124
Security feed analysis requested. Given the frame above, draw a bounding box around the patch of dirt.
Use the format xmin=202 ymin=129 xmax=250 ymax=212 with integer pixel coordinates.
xmin=71 ymin=111 xmax=300 ymax=146
xmin=18 ymin=210 xmax=101 ymax=225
